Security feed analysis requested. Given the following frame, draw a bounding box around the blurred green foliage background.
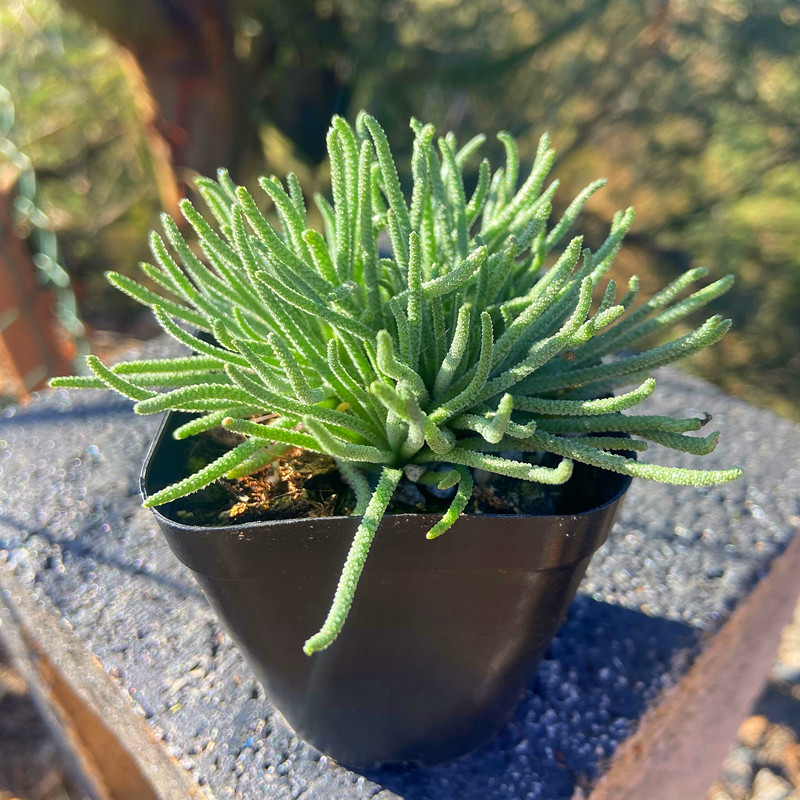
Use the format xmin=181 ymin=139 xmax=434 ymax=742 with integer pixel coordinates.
xmin=1 ymin=0 xmax=799 ymax=417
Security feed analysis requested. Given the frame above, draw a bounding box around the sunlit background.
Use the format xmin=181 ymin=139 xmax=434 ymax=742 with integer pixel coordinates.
xmin=1 ymin=0 xmax=799 ymax=420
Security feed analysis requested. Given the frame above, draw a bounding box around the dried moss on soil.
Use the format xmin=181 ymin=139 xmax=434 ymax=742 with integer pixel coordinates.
xmin=160 ymin=427 xmax=619 ymax=527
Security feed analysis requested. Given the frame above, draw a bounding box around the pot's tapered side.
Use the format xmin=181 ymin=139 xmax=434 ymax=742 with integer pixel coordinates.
xmin=141 ymin=411 xmax=631 ymax=768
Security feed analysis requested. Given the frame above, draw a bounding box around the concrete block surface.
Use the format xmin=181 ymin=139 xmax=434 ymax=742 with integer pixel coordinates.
xmin=1 ymin=338 xmax=799 ymax=799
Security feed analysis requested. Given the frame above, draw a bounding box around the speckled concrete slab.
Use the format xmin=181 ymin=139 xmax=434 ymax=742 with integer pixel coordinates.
xmin=1 ymin=341 xmax=799 ymax=800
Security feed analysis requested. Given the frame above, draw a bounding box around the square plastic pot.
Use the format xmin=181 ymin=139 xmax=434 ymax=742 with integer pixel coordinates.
xmin=141 ymin=410 xmax=631 ymax=768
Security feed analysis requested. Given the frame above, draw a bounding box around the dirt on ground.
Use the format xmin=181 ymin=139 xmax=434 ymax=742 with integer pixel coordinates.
xmin=0 ymin=642 xmax=87 ymax=800
xmin=709 ymin=599 xmax=800 ymax=800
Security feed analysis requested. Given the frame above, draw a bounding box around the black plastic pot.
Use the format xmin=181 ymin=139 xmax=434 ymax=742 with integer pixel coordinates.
xmin=141 ymin=411 xmax=632 ymax=769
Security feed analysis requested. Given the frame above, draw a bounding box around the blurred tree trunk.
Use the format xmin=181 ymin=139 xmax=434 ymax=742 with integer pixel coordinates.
xmin=61 ymin=0 xmax=240 ymax=198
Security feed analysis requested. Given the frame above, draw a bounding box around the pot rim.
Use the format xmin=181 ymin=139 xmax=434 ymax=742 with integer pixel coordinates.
xmin=140 ymin=410 xmax=634 ymax=535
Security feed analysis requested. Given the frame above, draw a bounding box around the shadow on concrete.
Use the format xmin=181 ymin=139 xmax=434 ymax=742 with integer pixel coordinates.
xmin=366 ymin=596 xmax=699 ymax=800
xmin=0 ymin=397 xmax=134 ymax=427
xmin=1 ymin=514 xmax=204 ymax=603
xmin=0 ymin=512 xmax=32 ymax=533
xmin=55 ymin=532 xmax=205 ymax=602
xmin=751 ymin=682 xmax=800 ymax=739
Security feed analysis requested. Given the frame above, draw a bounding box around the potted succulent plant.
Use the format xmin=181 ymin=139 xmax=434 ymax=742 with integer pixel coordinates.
xmin=52 ymin=113 xmax=741 ymax=769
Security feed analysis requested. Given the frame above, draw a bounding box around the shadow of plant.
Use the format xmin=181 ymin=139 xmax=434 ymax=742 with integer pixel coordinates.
xmin=366 ymin=596 xmax=699 ymax=800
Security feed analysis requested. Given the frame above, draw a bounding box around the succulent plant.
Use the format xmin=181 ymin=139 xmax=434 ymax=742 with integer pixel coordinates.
xmin=52 ymin=113 xmax=741 ymax=654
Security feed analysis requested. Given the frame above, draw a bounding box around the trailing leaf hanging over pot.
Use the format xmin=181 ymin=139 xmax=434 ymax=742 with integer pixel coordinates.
xmin=52 ymin=112 xmax=742 ymax=656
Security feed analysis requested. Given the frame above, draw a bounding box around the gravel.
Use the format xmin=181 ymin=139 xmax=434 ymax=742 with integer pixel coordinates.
xmin=1 ymin=338 xmax=799 ymax=799
xmin=708 ymin=597 xmax=800 ymax=800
